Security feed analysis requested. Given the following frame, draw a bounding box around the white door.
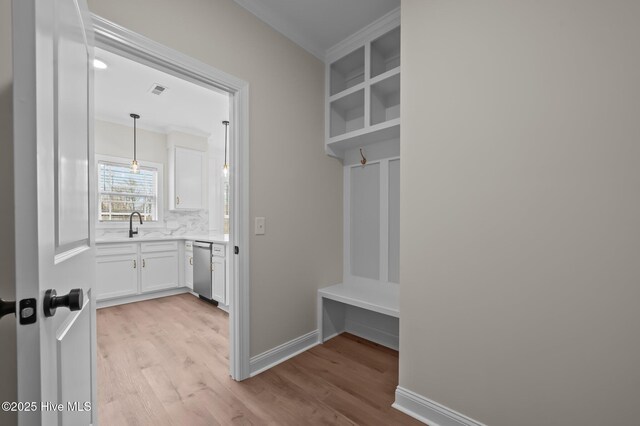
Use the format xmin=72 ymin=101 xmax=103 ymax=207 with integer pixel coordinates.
xmin=13 ymin=0 xmax=96 ymax=425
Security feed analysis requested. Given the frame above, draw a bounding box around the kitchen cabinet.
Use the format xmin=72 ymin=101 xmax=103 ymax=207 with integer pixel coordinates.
xmin=140 ymin=251 xmax=179 ymax=293
xmin=96 ymin=241 xmax=179 ymax=301
xmin=96 ymin=254 xmax=138 ymax=300
xmin=212 ymin=256 xmax=226 ymax=304
xmin=169 ymin=146 xmax=205 ymax=210
xmin=185 ymin=241 xmax=194 ymax=289
xmin=96 ymin=238 xmax=226 ymax=307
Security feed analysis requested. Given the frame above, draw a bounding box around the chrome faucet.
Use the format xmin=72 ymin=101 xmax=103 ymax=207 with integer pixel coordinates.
xmin=129 ymin=211 xmax=143 ymax=238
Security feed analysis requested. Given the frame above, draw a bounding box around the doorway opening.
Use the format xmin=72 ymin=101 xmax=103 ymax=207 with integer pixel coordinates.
xmin=92 ymin=15 xmax=250 ymax=389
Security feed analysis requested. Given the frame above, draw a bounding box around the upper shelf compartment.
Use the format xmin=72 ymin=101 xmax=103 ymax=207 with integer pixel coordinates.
xmin=325 ymin=8 xmax=401 ymax=159
xmin=371 ymin=27 xmax=401 ymax=78
xmin=330 ymin=47 xmax=365 ymax=96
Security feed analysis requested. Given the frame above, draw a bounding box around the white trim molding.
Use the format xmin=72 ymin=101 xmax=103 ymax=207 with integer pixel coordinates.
xmin=249 ymin=330 xmax=319 ymax=377
xmin=92 ymin=14 xmax=251 ymax=381
xmin=393 ymin=387 xmax=487 ymax=426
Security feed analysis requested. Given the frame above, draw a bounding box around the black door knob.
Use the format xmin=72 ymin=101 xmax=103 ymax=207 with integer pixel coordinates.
xmin=43 ymin=289 xmax=83 ymax=318
xmin=0 ymin=298 xmax=16 ymax=320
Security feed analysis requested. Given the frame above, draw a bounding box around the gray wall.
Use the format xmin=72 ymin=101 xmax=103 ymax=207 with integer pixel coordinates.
xmin=400 ymin=1 xmax=640 ymax=425
xmin=0 ymin=0 xmax=17 ymax=423
xmin=87 ymin=0 xmax=343 ymax=357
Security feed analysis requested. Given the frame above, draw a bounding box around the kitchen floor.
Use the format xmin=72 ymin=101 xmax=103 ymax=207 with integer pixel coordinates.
xmin=97 ymin=294 xmax=420 ymax=425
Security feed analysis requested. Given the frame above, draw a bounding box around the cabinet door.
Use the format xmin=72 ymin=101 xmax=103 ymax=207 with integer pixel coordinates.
xmin=174 ymin=147 xmax=203 ymax=209
xmin=212 ymin=257 xmax=226 ymax=304
xmin=185 ymin=252 xmax=194 ymax=289
xmin=96 ymin=255 xmax=139 ymax=301
xmin=141 ymin=251 xmax=179 ymax=293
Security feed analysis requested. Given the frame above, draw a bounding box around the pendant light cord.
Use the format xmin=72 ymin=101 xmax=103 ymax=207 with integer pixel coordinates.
xmin=130 ymin=113 xmax=140 ymax=166
xmin=223 ymin=120 xmax=229 ymax=168
xmin=133 ymin=116 xmax=137 ymax=163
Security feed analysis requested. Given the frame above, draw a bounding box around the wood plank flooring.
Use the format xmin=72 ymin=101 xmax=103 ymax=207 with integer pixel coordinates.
xmin=97 ymin=294 xmax=421 ymax=425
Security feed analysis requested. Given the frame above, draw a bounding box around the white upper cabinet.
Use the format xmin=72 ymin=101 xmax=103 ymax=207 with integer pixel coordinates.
xmin=169 ymin=146 xmax=205 ymax=210
xmin=325 ymin=9 xmax=401 ymax=159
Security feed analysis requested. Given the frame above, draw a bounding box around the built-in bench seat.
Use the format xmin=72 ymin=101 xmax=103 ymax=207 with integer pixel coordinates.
xmin=318 ymin=278 xmax=399 ymax=350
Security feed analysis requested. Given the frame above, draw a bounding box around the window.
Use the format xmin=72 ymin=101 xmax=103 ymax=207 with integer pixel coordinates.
xmin=97 ymin=156 xmax=162 ymax=223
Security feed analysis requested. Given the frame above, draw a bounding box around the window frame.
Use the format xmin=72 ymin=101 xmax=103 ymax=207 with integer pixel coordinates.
xmin=95 ymin=154 xmax=165 ymax=229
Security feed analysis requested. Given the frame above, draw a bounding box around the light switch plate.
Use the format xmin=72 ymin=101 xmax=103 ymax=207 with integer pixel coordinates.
xmin=255 ymin=217 xmax=265 ymax=235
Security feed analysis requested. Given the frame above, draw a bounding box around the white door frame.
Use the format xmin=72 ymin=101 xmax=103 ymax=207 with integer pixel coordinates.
xmin=91 ymin=15 xmax=251 ymax=380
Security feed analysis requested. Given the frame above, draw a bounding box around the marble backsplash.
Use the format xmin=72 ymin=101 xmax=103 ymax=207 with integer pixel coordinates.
xmin=96 ymin=210 xmax=209 ymax=239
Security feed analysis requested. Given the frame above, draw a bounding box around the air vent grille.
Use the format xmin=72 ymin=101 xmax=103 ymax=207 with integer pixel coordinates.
xmin=149 ymin=83 xmax=168 ymax=95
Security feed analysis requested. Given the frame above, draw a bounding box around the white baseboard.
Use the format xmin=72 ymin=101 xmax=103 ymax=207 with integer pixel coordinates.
xmin=249 ymin=330 xmax=319 ymax=377
xmin=393 ymin=387 xmax=486 ymax=426
xmin=96 ymin=287 xmax=190 ymax=309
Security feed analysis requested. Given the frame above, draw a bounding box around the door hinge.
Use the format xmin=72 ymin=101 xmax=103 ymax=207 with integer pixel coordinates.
xmin=234 ymin=246 xmax=239 ymax=255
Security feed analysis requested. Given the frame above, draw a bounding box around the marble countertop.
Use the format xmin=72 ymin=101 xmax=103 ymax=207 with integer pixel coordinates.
xmin=96 ymin=233 xmax=228 ymax=244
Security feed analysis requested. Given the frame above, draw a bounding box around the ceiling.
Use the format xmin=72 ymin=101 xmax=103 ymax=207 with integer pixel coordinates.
xmin=94 ymin=48 xmax=229 ymax=138
xmin=233 ymin=0 xmax=400 ymax=59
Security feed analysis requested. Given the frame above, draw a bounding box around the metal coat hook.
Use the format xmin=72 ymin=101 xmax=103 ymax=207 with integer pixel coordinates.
xmin=360 ymin=148 xmax=367 ymax=167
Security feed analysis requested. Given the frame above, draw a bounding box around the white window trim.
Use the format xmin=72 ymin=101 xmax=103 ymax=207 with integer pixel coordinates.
xmin=95 ymin=154 xmax=165 ymax=229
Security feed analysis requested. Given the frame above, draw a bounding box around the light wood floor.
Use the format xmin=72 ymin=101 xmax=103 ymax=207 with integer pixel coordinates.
xmin=97 ymin=294 xmax=421 ymax=425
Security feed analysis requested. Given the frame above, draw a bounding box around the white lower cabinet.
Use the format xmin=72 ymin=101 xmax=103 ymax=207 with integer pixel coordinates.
xmin=96 ymin=241 xmax=179 ymax=302
xmin=212 ymin=256 xmax=226 ymax=304
xmin=140 ymin=251 xmax=179 ymax=293
xmin=96 ymin=254 xmax=138 ymax=300
xmin=96 ymin=239 xmax=225 ymax=305
xmin=185 ymin=241 xmax=194 ymax=290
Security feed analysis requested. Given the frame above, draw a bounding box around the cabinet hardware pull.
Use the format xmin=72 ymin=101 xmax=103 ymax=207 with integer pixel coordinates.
xmin=133 ymin=260 xmax=136 ymax=269
xmin=142 ymin=259 xmax=146 ymax=268
xmin=176 ymin=196 xmax=180 ymax=205
xmin=189 ymin=257 xmax=193 ymax=265
xmin=211 ymin=263 xmax=215 ymax=272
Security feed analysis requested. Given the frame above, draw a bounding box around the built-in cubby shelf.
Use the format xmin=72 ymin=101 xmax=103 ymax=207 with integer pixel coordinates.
xmin=371 ymin=26 xmax=400 ymax=78
xmin=330 ymin=89 xmax=365 ymax=137
xmin=330 ymin=47 xmax=365 ymax=96
xmin=371 ymin=72 xmax=400 ymax=125
xmin=325 ymin=11 xmax=401 ymax=159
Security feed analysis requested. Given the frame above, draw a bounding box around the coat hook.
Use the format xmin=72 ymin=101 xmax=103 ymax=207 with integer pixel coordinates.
xmin=360 ymin=148 xmax=367 ymax=167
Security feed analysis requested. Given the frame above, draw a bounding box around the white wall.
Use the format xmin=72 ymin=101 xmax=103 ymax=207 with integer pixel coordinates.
xmin=208 ymin=137 xmax=225 ymax=234
xmin=0 ymin=0 xmax=17 ymax=423
xmin=400 ymin=1 xmax=640 ymax=425
xmin=95 ymin=119 xmax=167 ymax=164
xmin=87 ymin=0 xmax=343 ymax=356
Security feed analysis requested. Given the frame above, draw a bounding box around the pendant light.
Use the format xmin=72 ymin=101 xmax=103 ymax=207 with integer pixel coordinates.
xmin=222 ymin=120 xmax=229 ymax=177
xmin=130 ymin=113 xmax=140 ymax=173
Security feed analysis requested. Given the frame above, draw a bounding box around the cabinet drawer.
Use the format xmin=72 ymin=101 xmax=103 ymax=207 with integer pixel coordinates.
xmin=96 ymin=243 xmax=137 ymax=257
xmin=212 ymin=244 xmax=225 ymax=257
xmin=141 ymin=241 xmax=178 ymax=253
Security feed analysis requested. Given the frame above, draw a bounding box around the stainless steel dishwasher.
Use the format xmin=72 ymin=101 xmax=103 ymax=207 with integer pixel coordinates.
xmin=193 ymin=241 xmax=213 ymax=300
